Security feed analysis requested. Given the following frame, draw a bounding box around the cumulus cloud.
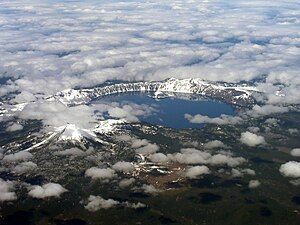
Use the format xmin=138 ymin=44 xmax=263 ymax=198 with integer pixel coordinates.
xmin=231 ymin=168 xmax=256 ymax=177
xmin=141 ymin=184 xmax=161 ymax=195
xmin=112 ymin=161 xmax=135 ymax=173
xmin=185 ymin=114 xmax=242 ymax=125
xmin=0 ymin=179 xmax=17 ymax=202
xmin=290 ymin=179 xmax=300 ymax=186
xmin=84 ymin=195 xmax=145 ymax=212
xmin=166 ymin=148 xmax=246 ymax=167
xmin=288 ymin=128 xmax=298 ymax=135
xmin=240 ymin=132 xmax=266 ymax=147
xmin=279 ymin=161 xmax=300 ymax=178
xmin=12 ymin=161 xmax=37 ymax=174
xmin=168 ymin=148 xmax=211 ymax=165
xmin=28 ymin=183 xmax=67 ymax=199
xmin=148 ymin=153 xmax=169 ymax=163
xmin=131 ymin=139 xmax=150 ymax=148
xmin=265 ymin=118 xmax=278 ymax=125
xmin=135 ymin=143 xmax=159 ymax=155
xmin=18 ymin=101 xmax=97 ymax=130
xmin=241 ymin=168 xmax=256 ymax=176
xmin=6 ymin=122 xmax=23 ymax=132
xmin=246 ymin=104 xmax=289 ymax=117
xmin=248 ymin=180 xmax=261 ymax=189
xmin=106 ymin=102 xmax=155 ymax=123
xmin=185 ymin=166 xmax=210 ymax=179
xmin=123 ymin=201 xmax=146 ymax=209
xmin=247 ymin=126 xmax=260 ymax=133
xmin=208 ymin=154 xmax=246 ymax=167
xmin=204 ymin=140 xmax=228 ymax=149
xmin=115 ymin=136 xmax=159 ymax=156
xmin=85 ymin=167 xmax=117 ymax=180
xmin=290 ymin=148 xmax=300 ymax=157
xmin=3 ymin=151 xmax=33 ymax=163
xmin=119 ymin=178 xmax=135 ymax=189
xmin=85 ymin=195 xmax=119 ymax=211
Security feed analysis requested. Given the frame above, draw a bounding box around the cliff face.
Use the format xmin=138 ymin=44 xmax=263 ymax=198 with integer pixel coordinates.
xmin=49 ymin=78 xmax=257 ymax=106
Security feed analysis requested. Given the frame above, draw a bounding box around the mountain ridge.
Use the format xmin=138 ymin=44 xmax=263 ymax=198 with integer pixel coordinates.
xmin=47 ymin=78 xmax=258 ymax=107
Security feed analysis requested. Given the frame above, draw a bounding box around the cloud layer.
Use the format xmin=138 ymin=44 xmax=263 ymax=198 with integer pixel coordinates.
xmin=0 ymin=0 xmax=299 ymax=106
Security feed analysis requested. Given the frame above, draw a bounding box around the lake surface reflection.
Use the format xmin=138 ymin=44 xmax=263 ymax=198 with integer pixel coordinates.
xmin=97 ymin=93 xmax=235 ymax=129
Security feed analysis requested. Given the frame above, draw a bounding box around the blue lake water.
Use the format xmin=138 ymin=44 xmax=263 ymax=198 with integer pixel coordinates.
xmin=97 ymin=93 xmax=235 ymax=129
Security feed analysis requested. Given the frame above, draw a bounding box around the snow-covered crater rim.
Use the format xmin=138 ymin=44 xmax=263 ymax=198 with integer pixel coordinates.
xmin=49 ymin=78 xmax=258 ymax=106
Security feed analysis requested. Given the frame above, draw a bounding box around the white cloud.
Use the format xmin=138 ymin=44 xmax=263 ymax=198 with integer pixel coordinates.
xmin=185 ymin=166 xmax=210 ymax=179
xmin=6 ymin=122 xmax=23 ymax=132
xmin=112 ymin=161 xmax=135 ymax=173
xmin=166 ymin=148 xmax=246 ymax=167
xmin=265 ymin=118 xmax=278 ymax=125
xmin=290 ymin=148 xmax=300 ymax=157
xmin=242 ymin=168 xmax=256 ymax=176
xmin=13 ymin=91 xmax=36 ymax=104
xmin=85 ymin=167 xmax=117 ymax=180
xmin=119 ymin=178 xmax=135 ymax=189
xmin=231 ymin=168 xmax=243 ymax=177
xmin=288 ymin=128 xmax=298 ymax=135
xmin=135 ymin=143 xmax=159 ymax=155
xmin=3 ymin=151 xmax=33 ymax=163
xmin=131 ymin=139 xmax=150 ymax=148
xmin=84 ymin=195 xmax=145 ymax=212
xmin=204 ymin=140 xmax=228 ymax=149
xmin=106 ymin=103 xmax=155 ymax=123
xmin=185 ymin=114 xmax=242 ymax=125
xmin=123 ymin=201 xmax=146 ymax=209
xmin=141 ymin=184 xmax=160 ymax=194
xmin=240 ymin=132 xmax=266 ymax=147
xmin=248 ymin=180 xmax=261 ymax=189
xmin=115 ymin=136 xmax=159 ymax=156
xmin=12 ymin=161 xmax=37 ymax=174
xmin=18 ymin=101 xmax=97 ymax=130
xmin=0 ymin=179 xmax=17 ymax=202
xmin=231 ymin=168 xmax=256 ymax=177
xmin=85 ymin=195 xmax=119 ymax=211
xmin=168 ymin=148 xmax=211 ymax=165
xmin=290 ymin=179 xmax=300 ymax=186
xmin=246 ymin=104 xmax=289 ymax=117
xmin=247 ymin=126 xmax=260 ymax=133
xmin=208 ymin=154 xmax=246 ymax=167
xmin=28 ymin=183 xmax=67 ymax=199
xmin=279 ymin=161 xmax=300 ymax=178
xmin=148 ymin=153 xmax=169 ymax=163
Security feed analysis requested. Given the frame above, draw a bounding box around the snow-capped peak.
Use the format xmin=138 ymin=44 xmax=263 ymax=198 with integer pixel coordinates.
xmin=55 ymin=124 xmax=95 ymax=142
xmin=55 ymin=120 xmax=124 ymax=143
